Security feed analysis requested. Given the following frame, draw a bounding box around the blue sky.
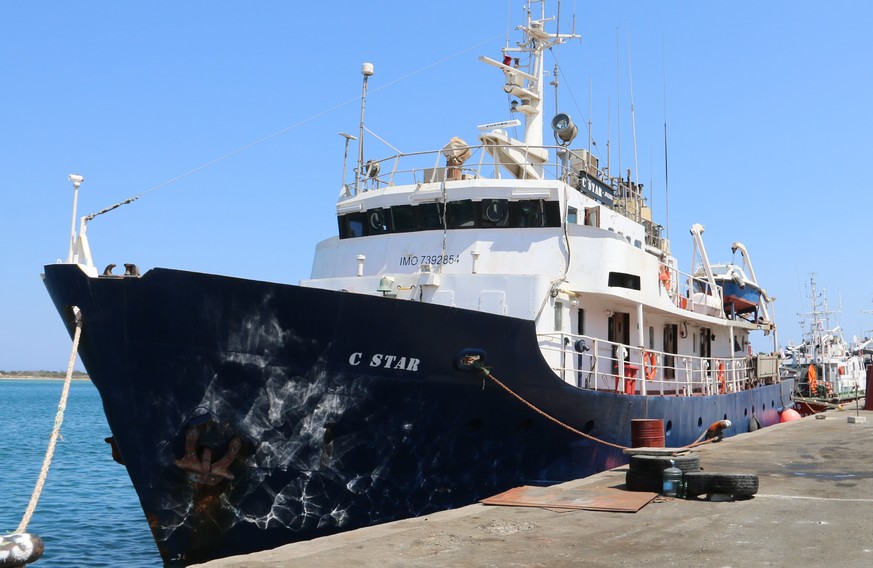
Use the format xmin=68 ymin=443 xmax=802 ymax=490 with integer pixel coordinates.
xmin=3 ymin=1 xmax=872 ymax=371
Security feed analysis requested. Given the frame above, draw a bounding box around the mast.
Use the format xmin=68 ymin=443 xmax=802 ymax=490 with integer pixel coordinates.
xmin=355 ymin=63 xmax=374 ymax=193
xmin=480 ymin=1 xmax=580 ymax=147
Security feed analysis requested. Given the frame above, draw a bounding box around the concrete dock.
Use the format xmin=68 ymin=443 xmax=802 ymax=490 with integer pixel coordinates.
xmin=197 ymin=408 xmax=873 ymax=568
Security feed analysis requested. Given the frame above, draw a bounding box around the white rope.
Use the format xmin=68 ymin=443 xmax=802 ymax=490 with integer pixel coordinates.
xmin=16 ymin=308 xmax=82 ymax=534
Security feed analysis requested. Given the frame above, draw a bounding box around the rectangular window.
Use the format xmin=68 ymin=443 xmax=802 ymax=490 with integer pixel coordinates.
xmin=418 ymin=202 xmax=444 ymax=230
xmin=607 ymin=272 xmax=641 ymax=290
xmin=342 ymin=212 xmax=366 ymax=238
xmin=391 ymin=205 xmax=417 ymax=233
xmin=480 ymin=199 xmax=510 ymax=227
xmin=567 ymin=206 xmax=578 ymax=224
xmin=648 ymin=326 xmax=654 ymax=349
xmin=447 ymin=199 xmax=477 ymax=228
xmin=365 ymin=208 xmax=391 ymax=235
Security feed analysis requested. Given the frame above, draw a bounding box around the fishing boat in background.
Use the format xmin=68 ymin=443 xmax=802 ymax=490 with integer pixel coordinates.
xmin=784 ymin=274 xmax=866 ymax=410
xmin=42 ymin=3 xmax=793 ymax=565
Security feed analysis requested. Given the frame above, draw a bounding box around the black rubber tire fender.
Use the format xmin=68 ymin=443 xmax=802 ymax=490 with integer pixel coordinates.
xmin=625 ymin=470 xmax=663 ymax=493
xmin=684 ymin=472 xmax=759 ymax=497
xmin=628 ymin=454 xmax=701 ymax=475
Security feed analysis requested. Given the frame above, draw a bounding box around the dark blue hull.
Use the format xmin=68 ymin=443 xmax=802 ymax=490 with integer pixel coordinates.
xmin=43 ymin=263 xmax=793 ymax=565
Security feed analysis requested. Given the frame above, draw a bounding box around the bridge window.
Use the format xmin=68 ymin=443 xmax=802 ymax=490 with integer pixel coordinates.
xmin=337 ymin=199 xmax=561 ymax=239
xmin=391 ymin=205 xmax=417 ymax=233
xmin=447 ymin=200 xmax=477 ymax=228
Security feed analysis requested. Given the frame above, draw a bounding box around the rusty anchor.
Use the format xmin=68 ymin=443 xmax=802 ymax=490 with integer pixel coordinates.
xmin=174 ymin=425 xmax=242 ymax=487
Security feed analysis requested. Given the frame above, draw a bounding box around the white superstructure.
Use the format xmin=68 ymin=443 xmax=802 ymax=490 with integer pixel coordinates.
xmin=302 ymin=2 xmax=779 ymax=398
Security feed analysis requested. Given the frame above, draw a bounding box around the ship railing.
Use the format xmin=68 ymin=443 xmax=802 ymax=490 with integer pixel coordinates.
xmin=349 ymin=144 xmax=570 ymax=189
xmin=660 ymin=263 xmax=727 ymax=319
xmin=346 ymin=144 xmax=623 ymax=194
xmin=538 ymin=332 xmax=752 ymax=396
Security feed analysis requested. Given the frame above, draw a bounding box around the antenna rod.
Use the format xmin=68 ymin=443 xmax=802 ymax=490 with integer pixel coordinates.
xmin=606 ymin=97 xmax=611 ymax=177
xmin=66 ymin=174 xmax=84 ymax=263
xmin=663 ymin=44 xmax=670 ymax=243
xmin=588 ymin=77 xmax=592 ymax=158
xmin=339 ymin=132 xmax=357 ymax=196
xmin=615 ymin=28 xmax=622 ymax=182
xmin=556 ymin=0 xmax=561 ymax=38
xmin=627 ymin=27 xmax=639 ymax=187
xmin=356 ymin=63 xmax=374 ymax=192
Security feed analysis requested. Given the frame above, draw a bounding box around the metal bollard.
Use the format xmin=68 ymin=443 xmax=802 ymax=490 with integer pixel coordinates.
xmin=0 ymin=533 xmax=45 ymax=567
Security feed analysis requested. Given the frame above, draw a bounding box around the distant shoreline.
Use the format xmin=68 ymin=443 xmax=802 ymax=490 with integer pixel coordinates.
xmin=0 ymin=375 xmax=91 ymax=381
xmin=0 ymin=375 xmax=90 ymax=381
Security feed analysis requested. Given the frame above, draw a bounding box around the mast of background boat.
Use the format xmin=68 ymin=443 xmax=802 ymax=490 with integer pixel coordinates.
xmin=355 ymin=63 xmax=374 ymax=195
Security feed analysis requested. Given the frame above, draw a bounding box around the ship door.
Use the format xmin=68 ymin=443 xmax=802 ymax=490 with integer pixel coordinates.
xmin=699 ymin=327 xmax=712 ymax=373
xmin=609 ymin=312 xmax=631 ymax=370
xmin=663 ymin=324 xmax=678 ymax=380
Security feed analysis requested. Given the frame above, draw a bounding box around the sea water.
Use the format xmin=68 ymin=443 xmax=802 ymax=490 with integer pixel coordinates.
xmin=0 ymin=379 xmax=162 ymax=567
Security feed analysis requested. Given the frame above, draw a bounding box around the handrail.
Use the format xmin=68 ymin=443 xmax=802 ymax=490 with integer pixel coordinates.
xmin=346 ymin=143 xmax=626 ymax=194
xmin=538 ymin=331 xmax=757 ymax=396
xmin=667 ymin=263 xmax=728 ymax=319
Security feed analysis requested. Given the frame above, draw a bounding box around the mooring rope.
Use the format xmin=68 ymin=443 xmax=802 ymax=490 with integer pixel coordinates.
xmin=15 ymin=307 xmax=82 ymax=534
xmin=476 ymin=363 xmax=719 ymax=452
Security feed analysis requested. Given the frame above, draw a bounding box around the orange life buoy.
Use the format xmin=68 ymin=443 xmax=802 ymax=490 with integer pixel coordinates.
xmin=717 ymin=360 xmax=726 ymax=394
xmin=642 ymin=351 xmax=658 ymax=381
xmin=659 ymin=264 xmax=671 ymax=290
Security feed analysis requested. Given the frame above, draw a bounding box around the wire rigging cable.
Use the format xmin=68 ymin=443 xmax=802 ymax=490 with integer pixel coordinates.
xmin=86 ymin=33 xmax=503 ymax=223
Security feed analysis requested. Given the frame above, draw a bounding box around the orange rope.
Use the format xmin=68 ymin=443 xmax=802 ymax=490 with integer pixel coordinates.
xmin=477 ymin=364 xmax=720 ymax=451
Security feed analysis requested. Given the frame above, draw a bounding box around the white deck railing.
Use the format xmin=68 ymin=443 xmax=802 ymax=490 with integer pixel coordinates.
xmin=346 ymin=144 xmax=589 ymax=190
xmin=539 ymin=332 xmax=754 ymax=396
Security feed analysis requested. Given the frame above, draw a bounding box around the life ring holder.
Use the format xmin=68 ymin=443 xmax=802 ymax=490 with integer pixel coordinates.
xmin=642 ymin=351 xmax=658 ymax=381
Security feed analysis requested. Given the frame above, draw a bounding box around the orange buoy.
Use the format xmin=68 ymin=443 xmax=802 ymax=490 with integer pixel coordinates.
xmin=780 ymin=408 xmax=802 ymax=422
xmin=642 ymin=351 xmax=658 ymax=381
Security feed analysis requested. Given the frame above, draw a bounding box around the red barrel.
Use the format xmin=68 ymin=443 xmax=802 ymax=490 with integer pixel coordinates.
xmin=865 ymin=365 xmax=873 ymax=411
xmin=631 ymin=419 xmax=665 ymax=448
